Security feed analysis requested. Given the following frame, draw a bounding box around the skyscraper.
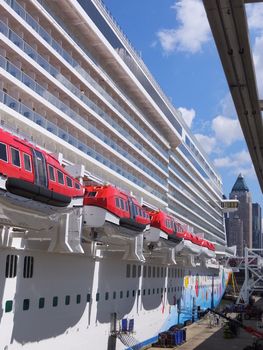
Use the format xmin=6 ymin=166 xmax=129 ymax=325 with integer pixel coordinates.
xmin=227 ymin=174 xmax=252 ymax=256
xmin=252 ymin=203 xmax=262 ymax=249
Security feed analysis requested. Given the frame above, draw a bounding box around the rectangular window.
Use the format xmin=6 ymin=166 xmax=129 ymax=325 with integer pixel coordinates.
xmin=153 ymin=266 xmax=156 ymax=278
xmin=52 ymin=296 xmax=58 ymax=307
xmin=96 ymin=293 xmax=100 ymax=302
xmin=132 ymin=265 xmax=136 ymax=278
xmin=148 ymin=289 xmax=151 ymax=295
xmin=23 ymin=256 xmax=34 ymax=278
xmin=11 ymin=147 xmax=20 ymax=167
xmin=138 ymin=265 xmax=141 ymax=277
xmin=132 ymin=290 xmax=135 ymax=297
xmin=143 ymin=266 xmax=147 ymax=278
xmin=138 ymin=290 xmax=141 ymax=296
xmin=76 ymin=294 xmax=81 ymax=304
xmin=5 ymin=300 xmax=13 ymax=313
xmin=48 ymin=165 xmax=55 ymax=181
xmin=66 ymin=176 xmax=73 ymax=187
xmin=139 ymin=208 xmax=142 ymax=217
xmin=75 ymin=182 xmax=80 ymax=189
xmin=120 ymin=199 xmax=125 ymax=210
xmin=23 ymin=299 xmax=30 ymax=311
xmin=161 ymin=267 xmax=164 ymax=278
xmin=57 ymin=170 xmax=64 ymax=184
xmin=125 ymin=202 xmax=128 ymax=211
xmin=87 ymin=191 xmax=97 ymax=197
xmin=0 ymin=143 xmax=7 ymax=162
xmin=126 ymin=290 xmax=129 ymax=298
xmin=65 ymin=295 xmax=70 ymax=305
xmin=5 ymin=254 xmax=18 ymax=278
xmin=39 ymin=297 xmax=45 ymax=309
xmin=113 ymin=291 xmax=116 ymax=300
xmin=105 ymin=292 xmax=109 ymax=301
xmin=23 ymin=153 xmax=32 ymax=172
xmin=120 ymin=291 xmax=123 ymax=299
xmin=157 ymin=267 xmax=160 ymax=278
xmin=87 ymin=294 xmax=91 ymax=303
xmin=143 ymin=289 xmax=146 ymax=296
xmin=148 ymin=266 xmax=151 ymax=278
xmin=115 ymin=197 xmax=120 ymax=208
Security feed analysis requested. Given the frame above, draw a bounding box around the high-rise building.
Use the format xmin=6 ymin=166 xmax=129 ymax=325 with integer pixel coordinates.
xmin=227 ymin=174 xmax=252 ymax=256
xmin=252 ymin=203 xmax=262 ymax=249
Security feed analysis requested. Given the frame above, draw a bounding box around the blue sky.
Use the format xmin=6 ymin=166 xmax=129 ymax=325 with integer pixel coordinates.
xmin=103 ymin=0 xmax=263 ymax=208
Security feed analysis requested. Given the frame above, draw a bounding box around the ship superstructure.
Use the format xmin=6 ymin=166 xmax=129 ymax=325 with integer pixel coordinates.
xmin=0 ymin=1 xmax=232 ymax=349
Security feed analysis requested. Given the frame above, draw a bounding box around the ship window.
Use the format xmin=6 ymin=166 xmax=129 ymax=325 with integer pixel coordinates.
xmin=5 ymin=254 xmax=18 ymax=278
xmin=138 ymin=265 xmax=141 ymax=277
xmin=105 ymin=292 xmax=109 ymax=301
xmin=126 ymin=290 xmax=129 ymax=298
xmin=161 ymin=267 xmax=164 ymax=278
xmin=23 ymin=153 xmax=32 ymax=172
xmin=148 ymin=289 xmax=151 ymax=295
xmin=0 ymin=143 xmax=7 ymax=162
xmin=157 ymin=288 xmax=159 ymax=294
xmin=23 ymin=256 xmax=34 ymax=278
xmin=115 ymin=197 xmax=120 ymax=208
xmin=132 ymin=265 xmax=136 ymax=278
xmin=143 ymin=289 xmax=146 ymax=296
xmin=113 ymin=291 xmax=116 ymax=300
xmin=153 ymin=267 xmax=156 ymax=278
xmin=53 ymin=296 xmax=58 ymax=307
xmin=23 ymin=299 xmax=30 ymax=311
xmin=5 ymin=300 xmax=13 ymax=313
xmin=96 ymin=293 xmax=100 ymax=302
xmin=168 ymin=287 xmax=170 ymax=293
xmin=57 ymin=170 xmax=64 ymax=184
xmin=120 ymin=291 xmax=123 ymax=299
xmin=143 ymin=266 xmax=146 ymax=278
xmin=39 ymin=297 xmax=45 ymax=309
xmin=153 ymin=289 xmax=155 ymax=294
xmin=120 ymin=199 xmax=125 ymax=210
xmin=66 ymin=176 xmax=73 ymax=188
xmin=11 ymin=147 xmax=20 ymax=167
xmin=132 ymin=290 xmax=135 ymax=297
xmin=138 ymin=290 xmax=141 ymax=296
xmin=126 ymin=264 xmax=131 ymax=278
xmin=75 ymin=182 xmax=80 ymax=189
xmin=157 ymin=267 xmax=160 ymax=278
xmin=175 ymin=269 xmax=177 ymax=278
xmin=148 ymin=266 xmax=151 ymax=278
xmin=76 ymin=294 xmax=81 ymax=304
xmin=48 ymin=165 xmax=55 ymax=181
xmin=65 ymin=295 xmax=70 ymax=305
xmin=161 ymin=288 xmax=163 ymax=294
xmin=87 ymin=294 xmax=91 ymax=303
xmin=88 ymin=191 xmax=97 ymax=197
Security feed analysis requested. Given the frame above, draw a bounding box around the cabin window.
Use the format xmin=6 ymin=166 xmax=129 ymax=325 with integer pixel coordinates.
xmin=57 ymin=170 xmax=64 ymax=184
xmin=5 ymin=254 xmax=18 ymax=278
xmin=115 ymin=197 xmax=120 ymax=208
xmin=76 ymin=294 xmax=81 ymax=304
xmin=153 ymin=266 xmax=156 ymax=278
xmin=126 ymin=290 xmax=129 ymax=298
xmin=0 ymin=143 xmax=7 ymax=162
xmin=48 ymin=165 xmax=55 ymax=181
xmin=65 ymin=295 xmax=70 ymax=305
xmin=23 ymin=154 xmax=32 ymax=172
xmin=113 ymin=291 xmax=116 ymax=300
xmin=11 ymin=147 xmax=20 ymax=167
xmin=126 ymin=264 xmax=131 ymax=278
xmin=75 ymin=182 xmax=80 ymax=189
xmin=39 ymin=297 xmax=45 ymax=309
xmin=143 ymin=265 xmax=147 ymax=278
xmin=120 ymin=199 xmax=125 ymax=210
xmin=87 ymin=294 xmax=91 ymax=303
xmin=148 ymin=266 xmax=151 ymax=278
xmin=105 ymin=292 xmax=109 ymax=301
xmin=52 ymin=296 xmax=58 ymax=307
xmin=132 ymin=290 xmax=135 ymax=297
xmin=157 ymin=267 xmax=160 ymax=278
xmin=23 ymin=299 xmax=30 ymax=311
xmin=66 ymin=176 xmax=73 ymax=187
xmin=96 ymin=293 xmax=100 ymax=302
xmin=120 ymin=291 xmax=123 ymax=299
xmin=23 ymin=256 xmax=34 ymax=278
xmin=138 ymin=265 xmax=141 ymax=277
xmin=132 ymin=265 xmax=136 ymax=278
xmin=143 ymin=289 xmax=146 ymax=296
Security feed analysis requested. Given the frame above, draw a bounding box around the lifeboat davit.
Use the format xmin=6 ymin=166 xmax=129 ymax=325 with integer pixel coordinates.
xmin=0 ymin=128 xmax=84 ymax=230
xmin=82 ymin=185 xmax=151 ymax=237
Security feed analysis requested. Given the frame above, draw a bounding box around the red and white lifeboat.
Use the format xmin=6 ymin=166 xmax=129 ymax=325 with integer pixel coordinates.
xmin=83 ymin=185 xmax=151 ymax=235
xmin=146 ymin=210 xmax=182 ymax=243
xmin=200 ymin=240 xmax=216 ymax=259
xmin=0 ymin=128 xmax=84 ymax=230
xmin=175 ymin=231 xmax=202 ymax=255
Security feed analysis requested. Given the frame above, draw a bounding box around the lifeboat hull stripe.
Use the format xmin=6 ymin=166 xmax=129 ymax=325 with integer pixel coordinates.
xmin=6 ymin=178 xmax=71 ymax=207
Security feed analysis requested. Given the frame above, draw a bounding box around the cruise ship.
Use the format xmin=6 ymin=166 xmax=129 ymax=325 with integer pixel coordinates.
xmin=0 ymin=0 xmax=233 ymax=349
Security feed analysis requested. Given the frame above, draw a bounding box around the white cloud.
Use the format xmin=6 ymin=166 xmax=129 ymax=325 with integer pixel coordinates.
xmin=211 ymin=115 xmax=243 ymax=146
xmin=178 ymin=107 xmax=196 ymax=128
xmin=219 ymin=93 xmax=236 ymax=119
xmin=246 ymin=3 xmax=263 ymax=31
xmin=214 ymin=150 xmax=255 ymax=178
xmin=253 ymin=35 xmax=263 ymax=96
xmin=194 ymin=133 xmax=216 ymax=155
xmin=157 ymin=0 xmax=211 ymax=54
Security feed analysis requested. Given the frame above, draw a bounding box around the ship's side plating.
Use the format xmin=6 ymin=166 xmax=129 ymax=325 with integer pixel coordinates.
xmin=0 ymin=0 xmax=232 ymax=349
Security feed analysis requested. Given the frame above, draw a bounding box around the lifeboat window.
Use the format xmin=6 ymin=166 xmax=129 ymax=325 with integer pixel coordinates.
xmin=125 ymin=202 xmax=128 ymax=211
xmin=88 ymin=191 xmax=97 ymax=197
xmin=75 ymin=182 xmax=80 ymax=189
xmin=57 ymin=170 xmax=64 ymax=184
xmin=139 ymin=208 xmax=142 ymax=217
xmin=23 ymin=154 xmax=32 ymax=172
xmin=48 ymin=166 xmax=55 ymax=181
xmin=11 ymin=147 xmax=20 ymax=167
xmin=120 ymin=199 xmax=125 ymax=210
xmin=66 ymin=176 xmax=73 ymax=188
xmin=134 ymin=206 xmax=139 ymax=215
xmin=115 ymin=197 xmax=120 ymax=208
xmin=0 ymin=143 xmax=7 ymax=162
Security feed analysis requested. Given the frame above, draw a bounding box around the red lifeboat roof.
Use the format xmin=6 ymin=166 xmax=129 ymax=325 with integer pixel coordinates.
xmin=149 ymin=210 xmax=177 ymax=236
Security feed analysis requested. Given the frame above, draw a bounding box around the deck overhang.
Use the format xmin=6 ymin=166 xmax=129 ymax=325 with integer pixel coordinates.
xmin=203 ymin=0 xmax=263 ymax=192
